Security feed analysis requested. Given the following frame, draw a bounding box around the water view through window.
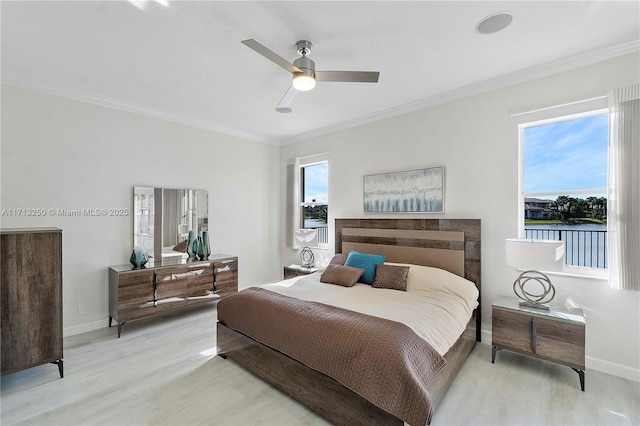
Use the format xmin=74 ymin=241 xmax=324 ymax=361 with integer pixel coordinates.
xmin=301 ymin=162 xmax=328 ymax=244
xmin=522 ymin=112 xmax=608 ymax=268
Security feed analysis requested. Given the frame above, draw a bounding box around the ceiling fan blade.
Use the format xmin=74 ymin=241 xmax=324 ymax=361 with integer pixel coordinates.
xmin=315 ymin=71 xmax=380 ymax=83
xmin=275 ymin=85 xmax=297 ymax=113
xmin=241 ymin=39 xmax=302 ymax=74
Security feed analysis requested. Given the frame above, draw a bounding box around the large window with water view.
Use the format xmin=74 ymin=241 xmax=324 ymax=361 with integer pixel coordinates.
xmin=521 ymin=110 xmax=608 ymax=268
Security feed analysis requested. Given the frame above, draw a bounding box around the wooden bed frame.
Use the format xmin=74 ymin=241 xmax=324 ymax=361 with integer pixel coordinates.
xmin=217 ymin=218 xmax=481 ymax=425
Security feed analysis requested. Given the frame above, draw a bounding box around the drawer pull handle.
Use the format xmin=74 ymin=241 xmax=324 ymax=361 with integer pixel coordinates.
xmin=216 ymin=265 xmax=231 ymax=273
xmin=532 ymin=318 xmax=537 ymax=353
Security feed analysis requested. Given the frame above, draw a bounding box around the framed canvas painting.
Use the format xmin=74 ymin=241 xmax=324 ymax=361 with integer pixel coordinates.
xmin=363 ymin=166 xmax=444 ymax=213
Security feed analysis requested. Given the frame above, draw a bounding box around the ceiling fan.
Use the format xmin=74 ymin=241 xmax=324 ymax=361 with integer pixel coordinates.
xmin=241 ymin=39 xmax=380 ymax=113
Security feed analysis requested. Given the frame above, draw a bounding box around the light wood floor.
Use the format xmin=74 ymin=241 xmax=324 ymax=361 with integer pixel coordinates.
xmin=1 ymin=304 xmax=638 ymax=425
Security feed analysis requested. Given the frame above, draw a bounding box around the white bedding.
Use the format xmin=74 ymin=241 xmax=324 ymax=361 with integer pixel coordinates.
xmin=260 ymin=263 xmax=479 ymax=355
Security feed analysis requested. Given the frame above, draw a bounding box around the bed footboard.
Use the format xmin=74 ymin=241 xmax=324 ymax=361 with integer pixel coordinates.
xmin=216 ymin=322 xmax=402 ymax=426
xmin=216 ymin=309 xmax=478 ymax=426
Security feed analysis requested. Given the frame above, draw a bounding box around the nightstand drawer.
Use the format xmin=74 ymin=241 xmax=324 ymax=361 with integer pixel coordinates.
xmin=536 ymin=318 xmax=585 ymax=368
xmin=492 ymin=308 xmax=533 ymax=352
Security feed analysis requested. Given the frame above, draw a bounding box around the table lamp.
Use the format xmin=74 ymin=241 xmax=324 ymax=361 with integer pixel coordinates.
xmin=505 ymin=238 xmax=565 ymax=310
xmin=295 ymin=229 xmax=318 ymax=268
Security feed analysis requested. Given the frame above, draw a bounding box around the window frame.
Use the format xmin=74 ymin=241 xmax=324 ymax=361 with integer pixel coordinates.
xmin=296 ymin=155 xmax=329 ymax=249
xmin=515 ymin=97 xmax=609 ymax=277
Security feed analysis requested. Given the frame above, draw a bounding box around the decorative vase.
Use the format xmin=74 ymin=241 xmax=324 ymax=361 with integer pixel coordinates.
xmin=129 ymin=246 xmax=149 ymax=269
xmin=186 ymin=230 xmax=197 ymax=258
xmin=201 ymin=231 xmax=211 ymax=259
xmin=196 ymin=236 xmax=205 ymax=260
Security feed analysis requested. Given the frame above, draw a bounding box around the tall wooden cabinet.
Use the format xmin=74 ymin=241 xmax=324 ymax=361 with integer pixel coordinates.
xmin=109 ymin=254 xmax=238 ymax=337
xmin=1 ymin=228 xmax=63 ymax=378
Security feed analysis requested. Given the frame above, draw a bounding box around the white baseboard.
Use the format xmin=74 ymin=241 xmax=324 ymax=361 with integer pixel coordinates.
xmin=63 ymin=319 xmax=107 ymax=337
xmin=480 ymin=329 xmax=639 ymax=382
xmin=586 ymin=356 xmax=640 ymax=382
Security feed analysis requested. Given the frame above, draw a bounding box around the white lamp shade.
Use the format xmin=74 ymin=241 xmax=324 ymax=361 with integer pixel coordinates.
xmin=295 ymin=229 xmax=318 ymax=247
xmin=505 ymin=238 xmax=565 ymax=272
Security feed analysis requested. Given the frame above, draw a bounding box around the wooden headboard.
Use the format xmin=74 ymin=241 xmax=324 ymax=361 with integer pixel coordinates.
xmin=335 ymin=218 xmax=481 ymax=293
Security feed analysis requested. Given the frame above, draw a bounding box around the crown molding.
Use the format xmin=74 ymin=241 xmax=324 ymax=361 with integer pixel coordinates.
xmin=281 ymin=40 xmax=640 ymax=145
xmin=0 ymin=75 xmax=279 ymax=145
xmin=2 ymin=40 xmax=637 ymax=147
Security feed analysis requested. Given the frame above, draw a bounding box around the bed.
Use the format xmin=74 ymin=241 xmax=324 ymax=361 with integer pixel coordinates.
xmin=216 ymin=218 xmax=481 ymax=425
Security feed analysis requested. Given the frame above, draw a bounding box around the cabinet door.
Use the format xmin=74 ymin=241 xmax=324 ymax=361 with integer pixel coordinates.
xmin=155 ymin=267 xmax=188 ymax=311
xmin=492 ymin=308 xmax=534 ymax=354
xmin=214 ymin=258 xmax=238 ymax=298
xmin=535 ymin=317 xmax=585 ymax=369
xmin=117 ymin=270 xmax=155 ymax=321
xmin=1 ymin=231 xmax=62 ymax=374
xmin=187 ymin=262 xmax=216 ymax=302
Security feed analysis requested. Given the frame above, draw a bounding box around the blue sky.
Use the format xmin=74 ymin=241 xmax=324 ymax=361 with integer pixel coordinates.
xmin=303 ymin=162 xmax=328 ymax=203
xmin=523 ymin=113 xmax=608 ymax=195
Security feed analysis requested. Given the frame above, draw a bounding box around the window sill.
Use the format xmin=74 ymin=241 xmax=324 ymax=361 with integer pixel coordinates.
xmin=293 ymin=245 xmax=329 ymax=251
xmin=544 ymin=267 xmax=608 ymax=282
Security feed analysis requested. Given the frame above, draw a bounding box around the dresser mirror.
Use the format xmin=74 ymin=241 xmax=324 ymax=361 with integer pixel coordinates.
xmin=133 ymin=186 xmax=208 ymax=259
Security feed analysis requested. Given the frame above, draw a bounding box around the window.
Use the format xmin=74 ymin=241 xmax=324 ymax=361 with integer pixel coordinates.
xmin=519 ymin=108 xmax=609 ymax=269
xmin=299 ymin=159 xmax=328 ymax=246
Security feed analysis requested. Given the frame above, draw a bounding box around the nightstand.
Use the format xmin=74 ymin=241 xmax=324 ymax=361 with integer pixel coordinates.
xmin=283 ymin=264 xmax=321 ymax=279
xmin=492 ymin=296 xmax=586 ymax=391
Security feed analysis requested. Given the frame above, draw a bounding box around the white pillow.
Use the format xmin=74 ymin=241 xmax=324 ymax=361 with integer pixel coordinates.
xmin=385 ymin=262 xmax=479 ymax=310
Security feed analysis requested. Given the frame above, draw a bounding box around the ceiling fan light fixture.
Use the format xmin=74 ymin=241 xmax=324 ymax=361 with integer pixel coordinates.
xmin=292 ymin=73 xmax=316 ymax=91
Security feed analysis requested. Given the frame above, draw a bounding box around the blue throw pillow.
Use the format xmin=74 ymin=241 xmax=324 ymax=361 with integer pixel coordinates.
xmin=344 ymin=250 xmax=386 ymax=284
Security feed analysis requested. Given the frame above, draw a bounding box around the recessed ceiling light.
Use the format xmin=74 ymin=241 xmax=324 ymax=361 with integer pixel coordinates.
xmin=476 ymin=12 xmax=513 ymax=35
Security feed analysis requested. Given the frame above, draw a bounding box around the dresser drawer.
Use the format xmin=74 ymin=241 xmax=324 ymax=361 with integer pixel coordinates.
xmin=215 ymin=280 xmax=237 ymax=298
xmin=214 ymin=259 xmax=238 ymax=283
xmin=156 ymin=267 xmax=192 ymax=282
xmin=117 ymin=270 xmax=154 ymax=287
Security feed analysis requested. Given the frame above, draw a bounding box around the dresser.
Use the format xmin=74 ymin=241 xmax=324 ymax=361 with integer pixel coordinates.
xmin=109 ymin=254 xmax=237 ymax=337
xmin=1 ymin=228 xmax=63 ymax=378
xmin=492 ymin=296 xmax=586 ymax=390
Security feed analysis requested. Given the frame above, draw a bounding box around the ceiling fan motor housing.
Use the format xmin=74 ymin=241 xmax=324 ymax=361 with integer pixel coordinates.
xmin=293 ymin=56 xmax=315 ymax=78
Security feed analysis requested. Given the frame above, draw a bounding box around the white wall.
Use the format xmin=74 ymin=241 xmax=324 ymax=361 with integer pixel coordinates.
xmin=1 ymin=84 xmax=281 ymax=336
xmin=279 ymin=52 xmax=640 ymax=380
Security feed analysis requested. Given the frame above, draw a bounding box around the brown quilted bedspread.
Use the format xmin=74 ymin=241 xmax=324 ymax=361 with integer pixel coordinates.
xmin=217 ymin=287 xmax=446 ymax=426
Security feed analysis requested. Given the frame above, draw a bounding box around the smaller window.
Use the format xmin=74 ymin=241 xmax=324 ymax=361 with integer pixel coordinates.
xmin=300 ymin=161 xmax=328 ymax=246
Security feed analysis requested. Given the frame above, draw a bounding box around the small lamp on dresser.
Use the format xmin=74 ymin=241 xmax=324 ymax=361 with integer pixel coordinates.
xmin=295 ymin=229 xmax=318 ymax=268
xmin=505 ymin=238 xmax=565 ymax=310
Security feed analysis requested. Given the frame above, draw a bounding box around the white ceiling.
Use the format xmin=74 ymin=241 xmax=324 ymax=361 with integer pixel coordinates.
xmin=1 ymin=1 xmax=638 ymax=144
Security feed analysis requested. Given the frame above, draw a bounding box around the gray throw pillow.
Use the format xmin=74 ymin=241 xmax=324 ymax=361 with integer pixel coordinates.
xmin=320 ymin=264 xmax=364 ymax=287
xmin=372 ymin=264 xmax=410 ymax=291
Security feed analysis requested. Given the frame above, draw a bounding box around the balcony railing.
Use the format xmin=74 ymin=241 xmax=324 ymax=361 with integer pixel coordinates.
xmin=307 ymin=225 xmax=328 ymax=245
xmin=524 ymin=228 xmax=607 ymax=269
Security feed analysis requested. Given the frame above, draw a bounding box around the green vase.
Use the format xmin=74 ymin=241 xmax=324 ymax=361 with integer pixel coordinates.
xmin=201 ymin=231 xmax=211 ymax=259
xmin=187 ymin=230 xmax=197 ymax=259
xmin=196 ymin=236 xmax=205 ymax=260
